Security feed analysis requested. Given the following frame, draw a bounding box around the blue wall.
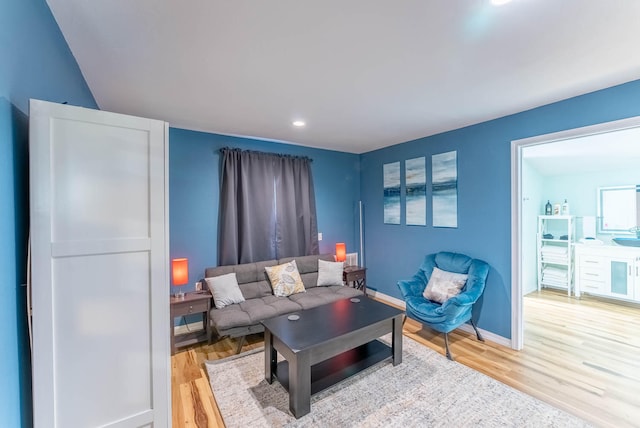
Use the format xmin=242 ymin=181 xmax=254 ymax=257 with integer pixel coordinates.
xmin=360 ymin=79 xmax=640 ymax=339
xmin=169 ymin=128 xmax=361 ymax=294
xmin=0 ymin=0 xmax=97 ymax=426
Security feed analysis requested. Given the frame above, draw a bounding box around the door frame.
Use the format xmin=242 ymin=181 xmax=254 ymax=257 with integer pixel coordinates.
xmin=510 ymin=115 xmax=640 ymax=350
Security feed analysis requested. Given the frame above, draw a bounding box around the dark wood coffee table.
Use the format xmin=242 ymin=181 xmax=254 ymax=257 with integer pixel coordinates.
xmin=261 ymin=297 xmax=403 ymax=418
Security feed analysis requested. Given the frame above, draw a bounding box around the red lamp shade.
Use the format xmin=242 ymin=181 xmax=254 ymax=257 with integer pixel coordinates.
xmin=172 ymin=258 xmax=189 ymax=286
xmin=335 ymin=243 xmax=346 ymax=262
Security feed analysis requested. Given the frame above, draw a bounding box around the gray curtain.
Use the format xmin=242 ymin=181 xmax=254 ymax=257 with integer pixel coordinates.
xmin=218 ymin=148 xmax=319 ymax=265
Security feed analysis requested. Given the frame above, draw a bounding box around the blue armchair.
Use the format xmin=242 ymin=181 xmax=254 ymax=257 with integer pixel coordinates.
xmin=397 ymin=252 xmax=490 ymax=360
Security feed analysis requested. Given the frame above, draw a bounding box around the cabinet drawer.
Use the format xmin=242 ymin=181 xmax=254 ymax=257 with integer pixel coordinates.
xmin=580 ymin=279 xmax=606 ymax=292
xmin=175 ymin=300 xmax=209 ymax=315
xmin=579 ymin=256 xmax=606 ymax=269
xmin=347 ymin=271 xmax=365 ymax=281
xmin=579 ymin=267 xmax=605 ymax=281
xmin=188 ymin=300 xmax=209 ymax=313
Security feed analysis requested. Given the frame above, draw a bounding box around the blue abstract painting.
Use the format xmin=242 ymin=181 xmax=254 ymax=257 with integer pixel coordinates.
xmin=383 ymin=161 xmax=401 ymax=225
xmin=432 ymin=151 xmax=458 ymax=228
xmin=405 ymin=157 xmax=426 ymax=226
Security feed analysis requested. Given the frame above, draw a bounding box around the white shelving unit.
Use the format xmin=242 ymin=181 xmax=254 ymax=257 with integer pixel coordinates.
xmin=537 ymin=215 xmax=574 ymax=295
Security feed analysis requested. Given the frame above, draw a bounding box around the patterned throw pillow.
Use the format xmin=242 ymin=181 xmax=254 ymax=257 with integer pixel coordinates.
xmin=423 ymin=267 xmax=468 ymax=304
xmin=265 ymin=260 xmax=306 ymax=297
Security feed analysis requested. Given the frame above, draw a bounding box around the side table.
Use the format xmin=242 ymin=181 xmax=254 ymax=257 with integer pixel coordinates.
xmin=343 ymin=266 xmax=367 ymax=295
xmin=170 ymin=292 xmax=212 ymax=355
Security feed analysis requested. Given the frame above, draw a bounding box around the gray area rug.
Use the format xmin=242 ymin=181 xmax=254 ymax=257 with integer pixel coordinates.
xmin=206 ymin=335 xmax=591 ymax=427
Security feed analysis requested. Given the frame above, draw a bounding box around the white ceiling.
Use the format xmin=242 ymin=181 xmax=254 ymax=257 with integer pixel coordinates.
xmin=46 ymin=0 xmax=640 ymax=154
xmin=523 ymin=125 xmax=640 ymax=176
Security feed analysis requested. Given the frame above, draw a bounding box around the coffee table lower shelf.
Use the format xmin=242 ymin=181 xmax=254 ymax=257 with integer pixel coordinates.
xmin=273 ymin=339 xmax=391 ymax=396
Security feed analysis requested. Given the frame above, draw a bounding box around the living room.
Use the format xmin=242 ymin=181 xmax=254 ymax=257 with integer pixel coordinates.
xmin=3 ymin=1 xmax=640 ymax=427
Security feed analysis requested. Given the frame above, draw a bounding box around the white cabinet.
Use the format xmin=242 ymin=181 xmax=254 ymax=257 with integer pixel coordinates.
xmin=574 ymin=244 xmax=640 ymax=302
xmin=537 ymin=215 xmax=574 ymax=295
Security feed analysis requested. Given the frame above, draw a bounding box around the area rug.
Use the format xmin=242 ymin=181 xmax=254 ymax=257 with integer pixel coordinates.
xmin=206 ymin=335 xmax=591 ymax=427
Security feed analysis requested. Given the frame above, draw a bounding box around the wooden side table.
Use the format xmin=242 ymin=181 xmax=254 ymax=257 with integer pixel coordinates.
xmin=170 ymin=292 xmax=212 ymax=355
xmin=343 ymin=266 xmax=367 ymax=295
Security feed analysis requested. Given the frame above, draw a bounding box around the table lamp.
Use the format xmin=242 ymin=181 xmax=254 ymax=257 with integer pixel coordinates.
xmin=172 ymin=258 xmax=188 ymax=299
xmin=335 ymin=243 xmax=346 ymax=263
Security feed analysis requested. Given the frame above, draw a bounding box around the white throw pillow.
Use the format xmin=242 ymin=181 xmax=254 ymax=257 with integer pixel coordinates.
xmin=423 ymin=267 xmax=468 ymax=304
xmin=317 ymin=259 xmax=344 ymax=286
xmin=205 ymin=272 xmax=245 ymax=309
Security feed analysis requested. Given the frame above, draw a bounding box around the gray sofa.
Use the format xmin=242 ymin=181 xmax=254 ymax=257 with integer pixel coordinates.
xmin=204 ymin=254 xmax=364 ymax=352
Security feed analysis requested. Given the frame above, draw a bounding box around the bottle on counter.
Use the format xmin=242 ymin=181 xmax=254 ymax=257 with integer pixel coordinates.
xmin=545 ymin=200 xmax=552 ymax=215
xmin=562 ymin=199 xmax=570 ymax=215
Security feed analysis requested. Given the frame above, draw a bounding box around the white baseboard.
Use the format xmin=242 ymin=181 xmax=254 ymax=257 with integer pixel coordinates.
xmin=368 ymin=289 xmax=406 ymax=308
xmin=371 ymin=290 xmax=512 ymax=348
xmin=174 ymin=321 xmax=204 ymax=335
xmin=457 ymin=323 xmax=511 ymax=348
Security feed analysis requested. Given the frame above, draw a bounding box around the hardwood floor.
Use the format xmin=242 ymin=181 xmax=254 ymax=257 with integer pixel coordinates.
xmin=171 ymin=290 xmax=640 ymax=427
xmin=171 ymin=333 xmax=263 ymax=427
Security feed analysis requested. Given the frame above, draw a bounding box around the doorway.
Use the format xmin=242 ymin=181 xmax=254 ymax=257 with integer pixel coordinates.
xmin=511 ymin=115 xmax=640 ymax=349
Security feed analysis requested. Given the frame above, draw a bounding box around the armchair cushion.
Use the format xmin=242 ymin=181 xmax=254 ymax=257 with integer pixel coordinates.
xmin=423 ymin=267 xmax=468 ymax=303
xmin=433 ymin=252 xmax=473 ymax=274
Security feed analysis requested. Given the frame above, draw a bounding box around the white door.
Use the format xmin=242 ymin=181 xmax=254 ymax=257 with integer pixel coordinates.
xmin=29 ymin=99 xmax=170 ymax=428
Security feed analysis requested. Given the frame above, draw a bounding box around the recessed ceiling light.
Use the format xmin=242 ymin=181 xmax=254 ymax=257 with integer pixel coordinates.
xmin=292 ymin=120 xmax=306 ymax=127
xmin=491 ymin=0 xmax=512 ymax=5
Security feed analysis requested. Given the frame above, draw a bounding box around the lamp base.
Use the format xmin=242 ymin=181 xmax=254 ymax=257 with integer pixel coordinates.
xmin=174 ymin=291 xmax=185 ymax=300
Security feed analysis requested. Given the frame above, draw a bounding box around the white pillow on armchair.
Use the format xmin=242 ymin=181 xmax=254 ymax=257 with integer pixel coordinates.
xmin=423 ymin=267 xmax=468 ymax=304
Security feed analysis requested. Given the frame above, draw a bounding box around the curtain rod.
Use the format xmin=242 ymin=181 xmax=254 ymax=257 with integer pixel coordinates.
xmin=219 ymin=147 xmax=313 ymax=162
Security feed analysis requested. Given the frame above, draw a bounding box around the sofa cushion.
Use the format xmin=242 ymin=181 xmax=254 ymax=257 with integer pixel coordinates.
xmin=287 ymin=287 xmax=335 ymax=309
xmin=205 ymin=260 xmax=277 ymax=300
xmin=279 ymin=254 xmax=319 ymax=274
xmin=326 ymin=285 xmax=364 ymax=300
xmin=204 ymin=259 xmax=278 ymax=284
xmin=239 ymin=280 xmax=273 ymax=300
xmin=209 ymin=295 xmax=302 ymax=332
xmin=288 ymin=285 xmax=363 ymax=309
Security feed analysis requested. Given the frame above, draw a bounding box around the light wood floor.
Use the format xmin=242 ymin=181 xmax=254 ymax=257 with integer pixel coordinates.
xmin=171 ymin=290 xmax=640 ymax=428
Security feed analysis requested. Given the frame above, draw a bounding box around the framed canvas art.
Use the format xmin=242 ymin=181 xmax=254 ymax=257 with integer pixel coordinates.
xmin=405 ymin=156 xmax=426 ymax=226
xmin=432 ymin=151 xmax=458 ymax=228
xmin=383 ymin=161 xmax=401 ymax=224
